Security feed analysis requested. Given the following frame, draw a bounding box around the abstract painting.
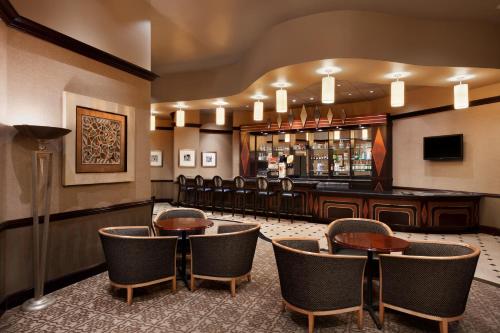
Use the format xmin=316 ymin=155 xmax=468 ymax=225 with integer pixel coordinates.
xmin=76 ymin=106 xmax=127 ymax=173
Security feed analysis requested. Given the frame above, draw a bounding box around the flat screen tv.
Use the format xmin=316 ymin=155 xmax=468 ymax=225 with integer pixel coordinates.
xmin=423 ymin=134 xmax=463 ymax=161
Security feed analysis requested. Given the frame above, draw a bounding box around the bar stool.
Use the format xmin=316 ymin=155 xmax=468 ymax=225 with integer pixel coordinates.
xmin=232 ymin=176 xmax=253 ymax=218
xmin=194 ymin=175 xmax=212 ymax=208
xmin=278 ymin=177 xmax=304 ymax=223
xmin=212 ymin=175 xmax=231 ymax=215
xmin=177 ymin=174 xmax=194 ymax=207
xmin=254 ymin=177 xmax=275 ymax=221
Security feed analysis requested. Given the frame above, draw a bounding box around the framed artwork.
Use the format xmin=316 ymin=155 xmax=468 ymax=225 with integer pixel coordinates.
xmin=201 ymin=152 xmax=217 ymax=167
xmin=62 ymin=91 xmax=135 ymax=185
xmin=76 ymin=106 xmax=127 ymax=173
xmin=179 ymin=149 xmax=196 ymax=167
xmin=150 ymin=150 xmax=163 ymax=167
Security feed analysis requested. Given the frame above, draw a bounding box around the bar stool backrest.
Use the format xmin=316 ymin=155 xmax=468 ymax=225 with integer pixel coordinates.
xmin=256 ymin=177 xmax=269 ymax=191
xmin=280 ymin=177 xmax=294 ymax=193
xmin=234 ymin=176 xmax=246 ymax=189
xmin=213 ymin=175 xmax=223 ymax=188
xmin=195 ymin=175 xmax=204 ymax=188
xmin=178 ymin=174 xmax=187 ymax=186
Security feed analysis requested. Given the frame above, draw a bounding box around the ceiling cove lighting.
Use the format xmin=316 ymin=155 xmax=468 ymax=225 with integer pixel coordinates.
xmin=449 ymin=75 xmax=473 ymax=110
xmin=173 ymin=102 xmax=187 ymax=127
xmin=387 ymin=72 xmax=409 ymax=108
xmin=316 ymin=66 xmax=341 ymax=104
xmin=251 ymin=94 xmax=267 ymax=121
xmin=213 ymin=100 xmax=228 ymax=126
xmin=272 ymin=81 xmax=291 ymax=113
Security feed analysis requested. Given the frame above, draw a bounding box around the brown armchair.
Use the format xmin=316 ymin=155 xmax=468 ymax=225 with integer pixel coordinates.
xmin=98 ymin=226 xmax=178 ymax=305
xmin=189 ymin=223 xmax=260 ymax=296
xmin=379 ymin=241 xmax=480 ymax=333
xmin=272 ymin=237 xmax=367 ymax=333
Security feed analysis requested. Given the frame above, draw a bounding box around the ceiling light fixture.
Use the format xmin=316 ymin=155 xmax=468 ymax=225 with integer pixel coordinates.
xmin=317 ymin=66 xmax=341 ymax=104
xmin=284 ymin=133 xmax=290 ymax=143
xmin=272 ymin=81 xmax=291 ymax=113
xmin=251 ymin=94 xmax=267 ymax=121
xmin=150 ymin=113 xmax=156 ymax=131
xmin=213 ymin=100 xmax=228 ymax=125
xmin=449 ymin=75 xmax=473 ymax=109
xmin=388 ymin=72 xmax=409 ymax=108
xmin=173 ymin=102 xmax=187 ymax=128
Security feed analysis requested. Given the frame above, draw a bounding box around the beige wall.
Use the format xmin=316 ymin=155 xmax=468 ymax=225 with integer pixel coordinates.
xmin=0 ymin=24 xmax=151 ymax=222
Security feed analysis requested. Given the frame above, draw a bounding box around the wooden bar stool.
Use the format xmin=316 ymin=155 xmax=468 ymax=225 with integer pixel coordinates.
xmin=194 ymin=175 xmax=212 ymax=209
xmin=278 ymin=177 xmax=304 ymax=223
xmin=212 ymin=176 xmax=232 ymax=215
xmin=254 ymin=177 xmax=275 ymax=221
xmin=177 ymin=174 xmax=194 ymax=207
xmin=231 ymin=176 xmax=253 ymax=218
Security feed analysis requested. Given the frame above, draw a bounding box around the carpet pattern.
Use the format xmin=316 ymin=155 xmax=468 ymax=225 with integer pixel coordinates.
xmin=2 ymin=238 xmax=499 ymax=333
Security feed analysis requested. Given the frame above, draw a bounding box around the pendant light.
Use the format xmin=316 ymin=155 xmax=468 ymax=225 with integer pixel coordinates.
xmin=272 ymin=81 xmax=291 ymax=113
xmin=316 ymin=66 xmax=341 ymax=104
xmin=449 ymin=75 xmax=472 ymax=110
xmin=251 ymin=94 xmax=267 ymax=121
xmin=284 ymin=133 xmax=290 ymax=143
xmin=213 ymin=100 xmax=228 ymax=126
xmin=390 ymin=75 xmax=405 ymax=107
xmin=173 ymin=102 xmax=187 ymax=127
xmin=150 ymin=113 xmax=156 ymax=131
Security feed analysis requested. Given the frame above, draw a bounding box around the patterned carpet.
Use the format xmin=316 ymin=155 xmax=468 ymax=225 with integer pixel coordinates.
xmin=2 ymin=235 xmax=500 ymax=332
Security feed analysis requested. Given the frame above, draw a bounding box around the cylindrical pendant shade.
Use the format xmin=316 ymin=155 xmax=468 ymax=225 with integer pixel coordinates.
xmin=276 ymin=89 xmax=287 ymax=113
xmin=176 ymin=110 xmax=185 ymax=127
xmin=362 ymin=128 xmax=369 ymax=140
xmin=254 ymin=101 xmax=263 ymax=121
xmin=333 ymin=130 xmax=340 ymax=140
xmin=284 ymin=133 xmax=290 ymax=143
xmin=454 ymin=83 xmax=469 ymax=109
xmin=322 ymin=76 xmax=335 ymax=104
xmin=391 ymin=80 xmax=405 ymax=107
xmin=150 ymin=115 xmax=156 ymax=131
xmin=216 ymin=107 xmax=225 ymax=125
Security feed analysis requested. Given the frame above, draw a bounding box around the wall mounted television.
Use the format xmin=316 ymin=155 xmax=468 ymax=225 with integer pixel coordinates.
xmin=423 ymin=134 xmax=463 ymax=161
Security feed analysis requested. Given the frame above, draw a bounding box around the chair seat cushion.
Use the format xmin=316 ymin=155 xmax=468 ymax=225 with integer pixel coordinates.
xmin=257 ymin=191 xmax=275 ymax=196
xmin=281 ymin=192 xmax=300 ymax=198
xmin=235 ymin=189 xmax=253 ymax=194
xmin=196 ymin=188 xmax=212 ymax=192
xmin=181 ymin=186 xmax=194 ymax=191
xmin=214 ymin=188 xmax=232 ymax=193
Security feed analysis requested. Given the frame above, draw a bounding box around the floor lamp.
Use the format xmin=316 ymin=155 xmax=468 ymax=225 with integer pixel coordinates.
xmin=14 ymin=125 xmax=71 ymax=311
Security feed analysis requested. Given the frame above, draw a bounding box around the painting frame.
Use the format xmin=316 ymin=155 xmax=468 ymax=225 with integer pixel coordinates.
xmin=150 ymin=150 xmax=163 ymax=167
xmin=62 ymin=91 xmax=135 ymax=185
xmin=179 ymin=149 xmax=196 ymax=168
xmin=201 ymin=151 xmax=217 ymax=168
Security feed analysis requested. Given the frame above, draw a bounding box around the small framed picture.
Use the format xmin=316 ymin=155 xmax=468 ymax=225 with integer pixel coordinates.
xmin=201 ymin=151 xmax=217 ymax=167
xmin=150 ymin=150 xmax=163 ymax=167
xmin=179 ymin=149 xmax=196 ymax=167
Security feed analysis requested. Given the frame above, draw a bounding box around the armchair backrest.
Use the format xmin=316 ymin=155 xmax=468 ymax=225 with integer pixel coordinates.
xmin=272 ymin=237 xmax=366 ymax=312
xmin=379 ymin=240 xmax=480 ymax=318
xmin=153 ymin=208 xmax=208 ymax=237
xmin=190 ymin=223 xmax=260 ymax=277
xmin=98 ymin=226 xmax=178 ymax=285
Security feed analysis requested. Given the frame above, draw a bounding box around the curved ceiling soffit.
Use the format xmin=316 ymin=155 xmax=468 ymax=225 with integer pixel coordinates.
xmin=152 ymin=10 xmax=500 ymax=103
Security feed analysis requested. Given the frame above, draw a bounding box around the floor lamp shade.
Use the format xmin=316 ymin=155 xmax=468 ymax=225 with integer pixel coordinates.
xmin=216 ymin=107 xmax=225 ymax=125
xmin=391 ymin=80 xmax=405 ymax=107
xmin=454 ymin=83 xmax=469 ymax=109
xmin=322 ymin=76 xmax=335 ymax=104
xmin=253 ymin=101 xmax=264 ymax=121
xmin=276 ymin=89 xmax=287 ymax=113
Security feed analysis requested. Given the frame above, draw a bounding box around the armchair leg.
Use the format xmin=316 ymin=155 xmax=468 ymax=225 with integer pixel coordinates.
xmin=308 ymin=314 xmax=314 ymax=333
xmin=281 ymin=301 xmax=286 ymax=312
xmin=439 ymin=320 xmax=448 ymax=333
xmin=230 ymin=278 xmax=236 ymax=297
xmin=172 ymin=278 xmax=176 ymax=293
xmin=379 ymin=303 xmax=384 ymax=325
xmin=247 ymin=273 xmax=251 ymax=282
xmin=357 ymin=308 xmax=364 ymax=329
xmin=126 ymin=287 xmax=133 ymax=305
xmin=191 ymin=276 xmax=196 ymax=291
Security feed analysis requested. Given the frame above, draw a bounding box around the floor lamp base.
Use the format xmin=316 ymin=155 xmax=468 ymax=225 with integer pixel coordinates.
xmin=21 ymin=295 xmax=55 ymax=312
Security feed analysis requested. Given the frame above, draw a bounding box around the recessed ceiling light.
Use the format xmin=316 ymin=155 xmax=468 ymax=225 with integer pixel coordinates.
xmin=369 ymin=90 xmax=374 ymax=93
xmin=213 ymin=100 xmax=228 ymax=106
xmin=309 ymin=97 xmax=314 ymax=100
xmin=173 ymin=102 xmax=188 ymax=108
xmin=271 ymin=81 xmax=292 ymax=88
xmin=245 ymin=105 xmax=249 ymax=108
xmin=448 ymin=74 xmax=475 ymax=82
xmin=337 ymin=84 xmax=341 ymax=87
xmin=348 ymin=93 xmax=352 ymax=96
xmin=385 ymin=71 xmax=411 ymax=79
xmin=316 ymin=66 xmax=342 ymax=75
xmin=292 ymin=99 xmax=297 ymax=103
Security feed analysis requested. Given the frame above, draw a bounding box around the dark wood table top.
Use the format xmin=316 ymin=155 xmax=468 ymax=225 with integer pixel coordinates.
xmin=334 ymin=232 xmax=410 ymax=252
xmin=155 ymin=217 xmax=214 ymax=231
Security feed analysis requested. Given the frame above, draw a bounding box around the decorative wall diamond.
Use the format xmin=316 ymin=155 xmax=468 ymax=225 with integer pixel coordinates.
xmin=340 ymin=109 xmax=347 ymax=124
xmin=267 ymin=118 xmax=271 ymax=129
xmin=287 ymin=112 xmax=294 ymax=129
xmin=314 ymin=106 xmax=321 ymax=128
xmin=327 ymin=108 xmax=333 ymax=125
xmin=276 ymin=114 xmax=282 ymax=128
xmin=240 ymin=132 xmax=250 ymax=176
xmin=372 ymin=128 xmax=386 ymax=176
xmin=300 ymin=105 xmax=307 ymax=127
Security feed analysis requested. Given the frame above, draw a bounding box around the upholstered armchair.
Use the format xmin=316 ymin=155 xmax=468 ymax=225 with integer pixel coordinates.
xmin=379 ymin=241 xmax=480 ymax=333
xmin=325 ymin=218 xmax=393 ymax=255
xmin=272 ymin=237 xmax=367 ymax=333
xmin=189 ymin=223 xmax=260 ymax=296
xmin=152 ymin=207 xmax=208 ymax=236
xmin=98 ymin=226 xmax=178 ymax=305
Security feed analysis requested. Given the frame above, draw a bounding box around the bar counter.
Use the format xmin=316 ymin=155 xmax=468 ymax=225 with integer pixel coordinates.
xmin=183 ymin=177 xmax=482 ymax=233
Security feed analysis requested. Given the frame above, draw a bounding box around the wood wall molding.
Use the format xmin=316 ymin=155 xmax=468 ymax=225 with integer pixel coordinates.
xmin=389 ymin=95 xmax=500 ymax=121
xmin=0 ymin=199 xmax=153 ymax=232
xmin=0 ymin=0 xmax=158 ymax=81
xmin=151 ymin=179 xmax=174 ymax=183
xmin=393 ymin=186 xmax=499 ymax=198
xmin=199 ymin=128 xmax=233 ymax=135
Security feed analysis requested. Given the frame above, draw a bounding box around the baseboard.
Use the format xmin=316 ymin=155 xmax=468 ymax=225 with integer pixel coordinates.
xmin=1 ymin=262 xmax=107 ymax=312
xmin=479 ymin=225 xmax=500 ymax=236
xmin=155 ymin=198 xmax=173 ymax=203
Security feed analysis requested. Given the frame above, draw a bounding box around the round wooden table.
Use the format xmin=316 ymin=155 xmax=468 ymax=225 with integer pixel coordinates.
xmin=334 ymin=232 xmax=409 ymax=329
xmin=155 ymin=217 xmax=214 ymax=288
